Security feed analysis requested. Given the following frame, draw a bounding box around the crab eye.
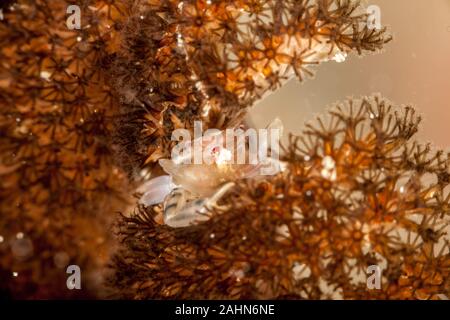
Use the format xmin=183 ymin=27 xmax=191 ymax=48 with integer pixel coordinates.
xmin=211 ymin=146 xmax=220 ymax=155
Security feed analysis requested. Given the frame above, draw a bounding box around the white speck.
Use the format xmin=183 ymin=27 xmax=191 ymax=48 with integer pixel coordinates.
xmin=176 ymin=33 xmax=184 ymax=48
xmin=195 ymin=81 xmax=208 ymax=96
xmin=322 ymin=156 xmax=335 ymax=170
xmin=139 ymin=167 xmax=151 ymax=178
xmin=210 ymin=233 xmax=215 ymax=239
xmin=202 ymin=103 xmax=211 ymax=117
xmin=0 ymin=235 xmax=4 ymax=243
xmin=40 ymin=71 xmax=51 ymax=81
xmin=76 ymin=36 xmax=82 ymax=42
xmin=231 ymin=269 xmax=245 ymax=281
xmin=304 ymin=155 xmax=311 ymax=161
xmin=0 ymin=9 xmax=4 ymax=21
xmin=16 ymin=232 xmax=24 ymax=239
xmin=321 ymin=156 xmax=337 ymax=181
xmin=399 ymin=186 xmax=405 ymax=193
xmin=369 ymin=113 xmax=376 ymax=119
xmin=79 ymin=118 xmax=84 ymax=124
xmin=140 ymin=15 xmax=144 ymax=20
xmin=206 ymin=0 xmax=212 ymax=4
xmin=321 ymin=168 xmax=337 ymax=181
xmin=16 ymin=117 xmax=21 ymax=122
xmin=12 ymin=272 xmax=18 ymax=277
xmin=332 ymin=51 xmax=347 ymax=63
xmin=242 ymin=235 xmax=247 ymax=241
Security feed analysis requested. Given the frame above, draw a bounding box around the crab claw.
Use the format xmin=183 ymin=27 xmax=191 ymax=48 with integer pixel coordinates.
xmin=138 ymin=175 xmax=177 ymax=206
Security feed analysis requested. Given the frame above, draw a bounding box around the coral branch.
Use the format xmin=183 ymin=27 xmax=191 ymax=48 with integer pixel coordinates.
xmin=110 ymin=97 xmax=449 ymax=300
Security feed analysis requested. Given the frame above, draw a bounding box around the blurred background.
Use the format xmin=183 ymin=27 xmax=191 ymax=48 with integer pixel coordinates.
xmin=247 ymin=0 xmax=450 ymax=149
